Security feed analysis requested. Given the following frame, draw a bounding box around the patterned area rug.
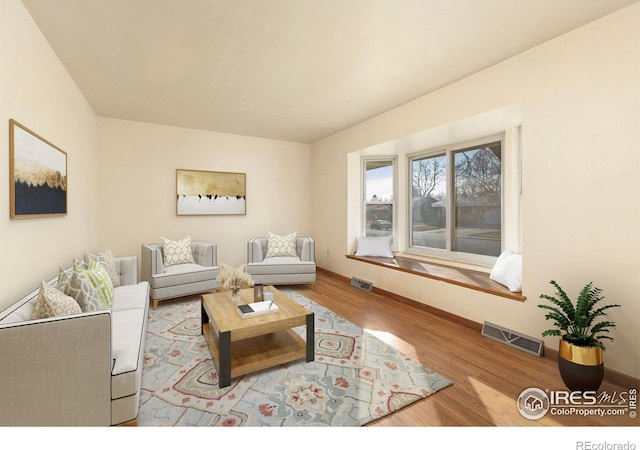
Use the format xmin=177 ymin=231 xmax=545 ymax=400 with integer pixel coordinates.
xmin=139 ymin=289 xmax=452 ymax=426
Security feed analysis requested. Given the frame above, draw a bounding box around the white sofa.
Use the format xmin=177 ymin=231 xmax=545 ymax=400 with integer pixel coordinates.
xmin=246 ymin=236 xmax=316 ymax=286
xmin=0 ymin=255 xmax=149 ymax=426
xmin=141 ymin=240 xmax=220 ymax=309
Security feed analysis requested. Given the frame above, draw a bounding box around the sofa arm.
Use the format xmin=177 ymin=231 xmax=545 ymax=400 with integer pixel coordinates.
xmin=298 ymin=237 xmax=316 ymax=262
xmin=247 ymin=238 xmax=266 ymax=263
xmin=192 ymin=241 xmax=217 ymax=267
xmin=0 ymin=311 xmax=112 ymax=426
xmin=141 ymin=244 xmax=164 ymax=284
xmin=114 ymin=255 xmax=138 ymax=286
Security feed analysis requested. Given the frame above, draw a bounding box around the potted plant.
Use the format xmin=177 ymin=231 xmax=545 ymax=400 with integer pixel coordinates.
xmin=538 ymin=280 xmax=621 ymax=392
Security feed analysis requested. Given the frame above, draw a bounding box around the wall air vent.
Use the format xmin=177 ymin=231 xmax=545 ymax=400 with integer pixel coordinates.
xmin=350 ymin=277 xmax=373 ymax=292
xmin=481 ymin=321 xmax=544 ymax=357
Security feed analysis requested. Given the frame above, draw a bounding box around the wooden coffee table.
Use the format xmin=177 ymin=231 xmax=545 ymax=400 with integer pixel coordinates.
xmin=201 ymin=287 xmax=314 ymax=387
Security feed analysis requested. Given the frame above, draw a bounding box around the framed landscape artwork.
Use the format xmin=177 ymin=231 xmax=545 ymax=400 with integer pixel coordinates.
xmin=176 ymin=169 xmax=246 ymax=215
xmin=9 ymin=119 xmax=68 ymax=219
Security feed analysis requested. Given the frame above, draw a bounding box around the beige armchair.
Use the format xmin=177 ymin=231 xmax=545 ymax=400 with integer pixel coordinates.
xmin=246 ymin=236 xmax=316 ymax=286
xmin=141 ymin=241 xmax=219 ymax=309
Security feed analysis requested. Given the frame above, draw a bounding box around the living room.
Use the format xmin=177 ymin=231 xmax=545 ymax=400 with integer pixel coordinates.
xmin=1 ymin=0 xmax=638 ymax=444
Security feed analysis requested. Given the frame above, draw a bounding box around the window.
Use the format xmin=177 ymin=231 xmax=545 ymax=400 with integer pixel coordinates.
xmin=363 ymin=158 xmax=396 ymax=238
xmin=410 ymin=137 xmax=503 ymax=263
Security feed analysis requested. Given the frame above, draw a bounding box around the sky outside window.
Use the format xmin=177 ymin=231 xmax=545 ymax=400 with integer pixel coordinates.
xmin=366 ymin=163 xmax=393 ymax=202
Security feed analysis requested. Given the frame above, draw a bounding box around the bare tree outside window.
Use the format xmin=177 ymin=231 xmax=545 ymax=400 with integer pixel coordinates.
xmin=454 ymin=142 xmax=501 ymax=256
xmin=410 ymin=140 xmax=502 ymax=257
xmin=411 ymin=154 xmax=446 ymax=249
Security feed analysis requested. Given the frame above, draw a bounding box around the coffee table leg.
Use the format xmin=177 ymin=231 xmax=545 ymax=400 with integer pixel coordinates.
xmin=201 ymin=299 xmax=208 ymax=334
xmin=218 ymin=330 xmax=231 ymax=388
xmin=306 ymin=312 xmax=314 ymax=362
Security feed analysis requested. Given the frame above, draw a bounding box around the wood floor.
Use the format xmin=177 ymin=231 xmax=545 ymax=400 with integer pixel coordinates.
xmin=293 ymin=269 xmax=638 ymax=427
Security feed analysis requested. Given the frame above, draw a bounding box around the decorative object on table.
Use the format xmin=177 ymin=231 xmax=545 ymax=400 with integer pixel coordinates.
xmin=176 ymin=169 xmax=246 ymax=216
xmin=262 ymin=285 xmax=274 ymax=302
xmin=217 ymin=263 xmax=254 ymax=301
xmin=139 ymin=290 xmax=452 ymax=426
xmin=538 ymin=280 xmax=621 ymax=391
xmin=253 ymin=284 xmax=263 ymax=301
xmin=9 ymin=119 xmax=67 ymax=219
xmin=236 ymin=300 xmax=279 ymax=318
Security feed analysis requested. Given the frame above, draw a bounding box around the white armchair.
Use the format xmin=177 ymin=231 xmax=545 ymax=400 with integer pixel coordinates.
xmin=246 ymin=236 xmax=316 ymax=286
xmin=141 ymin=240 xmax=219 ymax=309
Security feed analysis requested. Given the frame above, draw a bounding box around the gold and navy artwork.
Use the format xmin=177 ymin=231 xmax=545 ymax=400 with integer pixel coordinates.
xmin=10 ymin=119 xmax=67 ymax=219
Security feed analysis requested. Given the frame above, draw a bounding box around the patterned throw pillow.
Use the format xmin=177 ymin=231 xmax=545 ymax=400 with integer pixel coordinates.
xmin=265 ymin=232 xmax=298 ymax=258
xmin=57 ymin=266 xmax=74 ymax=293
xmin=61 ymin=266 xmax=102 ymax=312
xmin=84 ymin=249 xmax=121 ymax=287
xmin=31 ymin=281 xmax=82 ymax=319
xmin=161 ymin=236 xmax=195 ymax=267
xmin=74 ymin=259 xmax=114 ymax=309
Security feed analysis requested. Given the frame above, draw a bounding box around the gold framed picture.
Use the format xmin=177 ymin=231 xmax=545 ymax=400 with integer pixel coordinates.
xmin=10 ymin=119 xmax=68 ymax=219
xmin=176 ymin=169 xmax=246 ymax=216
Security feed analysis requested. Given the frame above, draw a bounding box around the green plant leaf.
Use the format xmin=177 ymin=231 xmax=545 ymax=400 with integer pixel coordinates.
xmin=538 ymin=280 xmax=621 ymax=350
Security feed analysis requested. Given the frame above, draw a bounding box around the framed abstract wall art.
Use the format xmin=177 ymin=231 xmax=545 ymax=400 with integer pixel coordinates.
xmin=176 ymin=169 xmax=246 ymax=215
xmin=9 ymin=119 xmax=68 ymax=219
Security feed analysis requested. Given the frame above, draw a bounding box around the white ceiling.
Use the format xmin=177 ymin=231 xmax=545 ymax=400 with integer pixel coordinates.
xmin=22 ymin=0 xmax=637 ymax=143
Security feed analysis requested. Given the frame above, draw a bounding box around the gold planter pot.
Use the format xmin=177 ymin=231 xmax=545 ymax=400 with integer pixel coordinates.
xmin=558 ymin=339 xmax=604 ymax=392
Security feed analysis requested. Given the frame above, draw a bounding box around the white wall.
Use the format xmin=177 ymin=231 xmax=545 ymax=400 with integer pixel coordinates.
xmin=0 ymin=0 xmax=99 ymax=311
xmin=97 ymin=118 xmax=311 ymax=268
xmin=311 ymin=5 xmax=640 ymax=378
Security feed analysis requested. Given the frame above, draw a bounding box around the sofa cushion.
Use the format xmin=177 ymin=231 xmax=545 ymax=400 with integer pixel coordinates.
xmin=85 ymin=249 xmax=121 ymax=288
xmin=248 ymin=257 xmax=316 ymax=275
xmin=161 ymin=236 xmax=196 ymax=267
xmin=110 ymin=283 xmax=149 ymax=312
xmin=265 ymin=232 xmax=298 ymax=258
xmin=151 ymin=263 xmax=218 ymax=289
xmin=111 ymin=308 xmax=146 ymax=400
xmin=31 ymin=281 xmax=82 ymax=319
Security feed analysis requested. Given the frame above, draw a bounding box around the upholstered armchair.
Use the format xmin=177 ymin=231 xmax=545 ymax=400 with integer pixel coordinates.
xmin=141 ymin=239 xmax=219 ymax=309
xmin=246 ymin=235 xmax=316 ymax=286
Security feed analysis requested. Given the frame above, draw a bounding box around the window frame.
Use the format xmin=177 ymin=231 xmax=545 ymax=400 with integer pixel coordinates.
xmin=361 ymin=156 xmax=397 ymax=246
xmin=408 ymin=134 xmax=505 ymax=266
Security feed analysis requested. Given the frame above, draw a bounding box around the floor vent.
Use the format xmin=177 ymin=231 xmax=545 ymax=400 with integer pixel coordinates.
xmin=481 ymin=321 xmax=544 ymax=357
xmin=350 ymin=277 xmax=373 ymax=292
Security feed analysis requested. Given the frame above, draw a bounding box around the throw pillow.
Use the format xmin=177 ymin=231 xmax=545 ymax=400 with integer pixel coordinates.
xmin=31 ymin=281 xmax=82 ymax=320
xmin=75 ymin=259 xmax=115 ymax=309
xmin=84 ymin=249 xmax=121 ymax=287
xmin=161 ymin=236 xmax=196 ymax=267
xmin=62 ymin=266 xmax=102 ymax=312
xmin=354 ymin=235 xmax=393 ymax=258
xmin=265 ymin=232 xmax=298 ymax=258
xmin=490 ymin=250 xmax=522 ymax=292
xmin=73 ymin=258 xmax=88 ymax=271
xmin=57 ymin=266 xmax=74 ymax=293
